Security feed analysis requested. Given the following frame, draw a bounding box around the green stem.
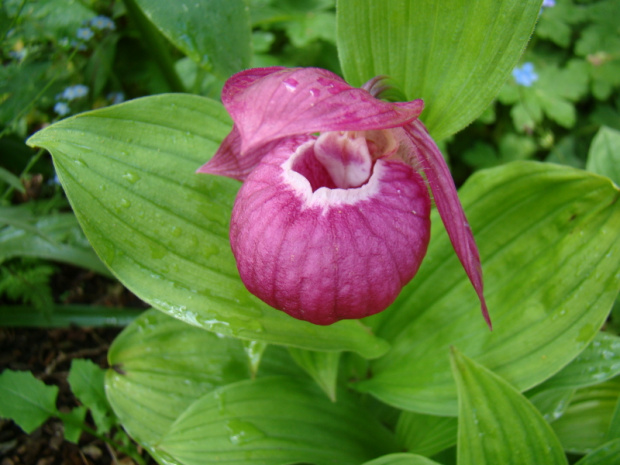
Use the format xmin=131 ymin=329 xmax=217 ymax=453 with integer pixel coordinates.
xmin=2 ymin=0 xmax=27 ymax=41
xmin=192 ymin=65 xmax=208 ymax=94
xmin=0 ymin=46 xmax=80 ymax=141
xmin=58 ymin=412 xmax=147 ymax=465
xmin=121 ymin=0 xmax=186 ymax=93
xmin=1 ymin=148 xmax=45 ymax=201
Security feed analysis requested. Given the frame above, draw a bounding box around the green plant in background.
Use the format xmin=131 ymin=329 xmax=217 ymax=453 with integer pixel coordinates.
xmin=454 ymin=0 xmax=620 ymax=176
xmin=0 ymin=360 xmax=146 ymax=464
xmin=1 ymin=0 xmax=620 ymax=464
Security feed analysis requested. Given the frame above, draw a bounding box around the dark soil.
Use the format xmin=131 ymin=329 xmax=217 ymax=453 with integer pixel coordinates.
xmin=0 ymin=264 xmax=153 ymax=465
xmin=0 ymin=326 xmax=154 ymax=465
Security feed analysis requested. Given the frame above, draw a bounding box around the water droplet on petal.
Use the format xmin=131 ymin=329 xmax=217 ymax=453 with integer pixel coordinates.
xmin=284 ymin=78 xmax=298 ymax=91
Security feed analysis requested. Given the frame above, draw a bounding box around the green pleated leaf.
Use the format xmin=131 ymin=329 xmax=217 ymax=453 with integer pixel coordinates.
xmin=575 ymin=439 xmax=620 ymax=465
xmin=537 ymin=332 xmax=620 ymax=391
xmin=528 ymin=388 xmax=575 ymax=423
xmin=587 ymin=126 xmax=620 ymax=186
xmin=361 ymin=453 xmax=443 ymax=465
xmin=337 ymin=0 xmax=542 ymax=140
xmin=106 ymin=309 xmax=306 ymax=452
xmin=242 ymin=340 xmax=269 ymax=378
xmin=552 ymin=379 xmax=620 ymax=454
xmin=105 ymin=309 xmax=251 ymax=448
xmin=607 ymin=394 xmax=620 ymax=441
xmin=0 ymin=211 xmax=110 ymax=277
xmin=133 ymin=0 xmax=251 ymax=78
xmin=27 ymin=94 xmax=389 ymax=359
xmin=157 ymin=376 xmax=399 ymax=465
xmin=357 ymin=161 xmax=620 ymax=415
xmin=0 ymin=370 xmax=59 ymax=434
xmin=288 ymin=347 xmax=340 ymax=401
xmin=396 ymin=411 xmax=457 ymax=457
xmin=451 ymin=348 xmax=568 ymax=465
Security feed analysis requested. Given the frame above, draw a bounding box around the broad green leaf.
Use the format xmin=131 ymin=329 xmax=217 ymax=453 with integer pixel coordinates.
xmin=552 ymin=379 xmax=620 ymax=454
xmin=157 ymin=376 xmax=398 ymax=465
xmin=132 ymin=0 xmax=251 ymax=78
xmin=451 ymin=348 xmax=568 ymax=465
xmin=288 ymin=347 xmax=340 ymax=401
xmin=0 ymin=370 xmax=59 ymax=433
xmin=362 ymin=453 xmax=443 ymax=465
xmin=575 ymin=439 xmax=620 ymax=465
xmin=337 ymin=0 xmax=542 ymax=140
xmin=607 ymin=394 xmax=620 ymax=441
xmin=27 ymin=94 xmax=389 ymax=358
xmin=68 ymin=359 xmax=115 ymax=433
xmin=535 ymin=332 xmax=620 ymax=391
xmin=396 ymin=411 xmax=457 ymax=457
xmin=105 ymin=309 xmax=304 ymax=450
xmin=587 ymin=127 xmax=620 ymax=186
xmin=358 ymin=161 xmax=620 ymax=415
xmin=0 ymin=212 xmax=111 ymax=277
xmin=105 ymin=309 xmax=251 ymax=447
xmin=528 ymin=388 xmax=575 ymax=423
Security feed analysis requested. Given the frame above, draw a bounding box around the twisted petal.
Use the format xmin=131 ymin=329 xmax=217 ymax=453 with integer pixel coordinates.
xmin=230 ymin=138 xmax=431 ymax=325
xmin=223 ymin=67 xmax=424 ymax=153
xmin=196 ymin=125 xmax=310 ymax=181
xmin=403 ymin=120 xmax=491 ymax=328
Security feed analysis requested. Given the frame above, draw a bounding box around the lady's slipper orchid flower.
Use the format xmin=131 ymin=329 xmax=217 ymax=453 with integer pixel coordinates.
xmin=198 ymin=67 xmax=490 ymax=328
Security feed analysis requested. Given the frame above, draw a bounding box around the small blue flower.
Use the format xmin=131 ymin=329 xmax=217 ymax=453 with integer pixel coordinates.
xmin=107 ymin=92 xmax=125 ymax=105
xmin=54 ymin=102 xmax=71 ymax=116
xmin=60 ymin=84 xmax=89 ymax=101
xmin=512 ymin=62 xmax=539 ymax=87
xmin=76 ymin=27 xmax=94 ymax=41
xmin=90 ymin=15 xmax=116 ymax=31
xmin=542 ymin=0 xmax=556 ymax=7
xmin=9 ymin=49 xmax=26 ymax=61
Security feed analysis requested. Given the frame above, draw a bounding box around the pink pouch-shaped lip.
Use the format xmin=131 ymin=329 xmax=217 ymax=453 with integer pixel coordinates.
xmin=198 ymin=67 xmax=490 ymax=328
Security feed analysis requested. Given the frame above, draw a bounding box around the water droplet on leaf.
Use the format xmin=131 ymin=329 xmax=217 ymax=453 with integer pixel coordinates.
xmin=226 ymin=419 xmax=264 ymax=445
xmin=122 ymin=172 xmax=140 ymax=183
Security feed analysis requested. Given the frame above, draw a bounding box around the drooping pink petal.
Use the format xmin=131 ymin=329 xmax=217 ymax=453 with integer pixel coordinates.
xmin=222 ymin=67 xmax=424 ymax=152
xmin=196 ymin=125 xmax=313 ymax=181
xmin=230 ymin=138 xmax=431 ymax=325
xmin=196 ymin=125 xmax=245 ymax=180
xmin=403 ymin=120 xmax=491 ymax=329
xmin=221 ymin=67 xmax=286 ymax=108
